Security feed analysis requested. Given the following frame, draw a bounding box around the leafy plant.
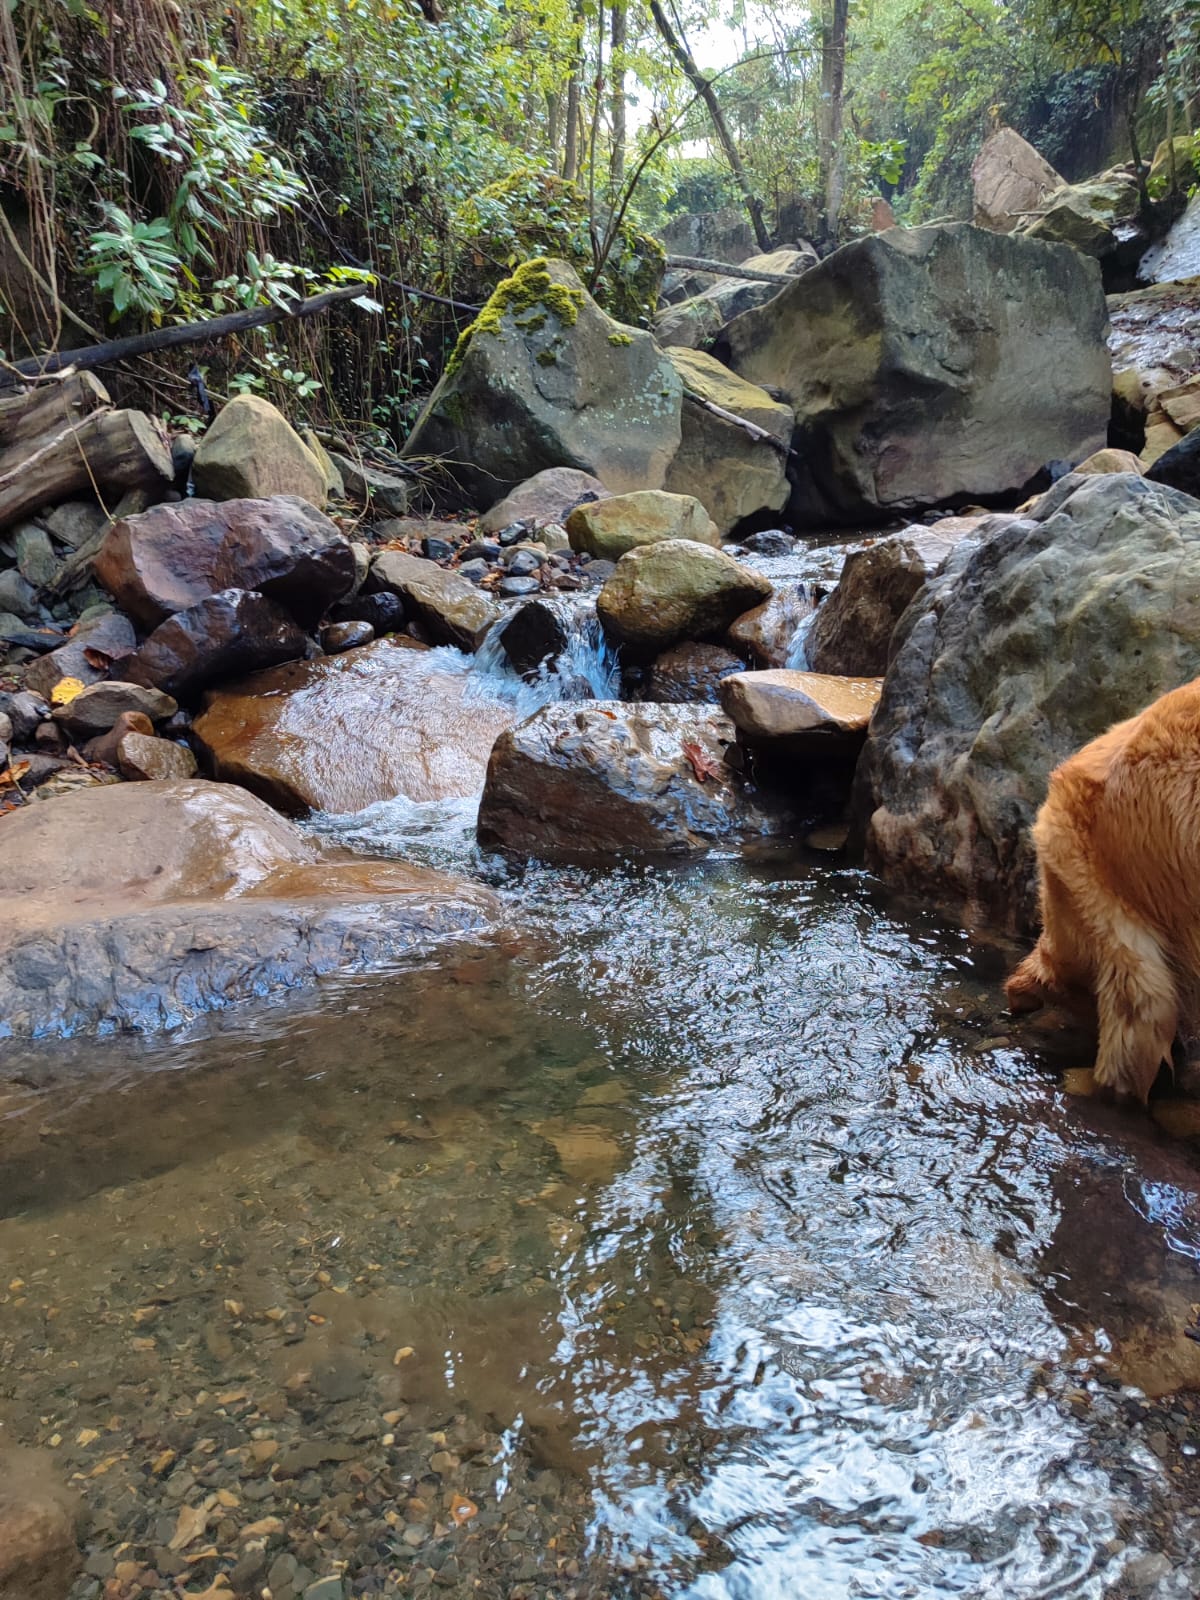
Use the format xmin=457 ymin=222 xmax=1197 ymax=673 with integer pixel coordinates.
xmin=86 ymin=204 xmax=183 ymax=319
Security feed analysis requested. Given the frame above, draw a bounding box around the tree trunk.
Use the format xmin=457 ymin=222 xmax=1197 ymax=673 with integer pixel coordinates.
xmin=562 ymin=0 xmax=584 ymax=183
xmin=646 ymin=0 xmax=771 ymax=252
xmin=0 ymin=372 xmax=111 ymax=451
xmin=610 ymin=0 xmax=627 ymax=187
xmin=0 ymin=407 xmax=174 ymax=532
xmin=819 ymin=0 xmax=850 ymax=241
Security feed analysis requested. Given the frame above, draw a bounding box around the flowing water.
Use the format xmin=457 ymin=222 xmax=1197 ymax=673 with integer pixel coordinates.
xmin=5 ymin=607 xmax=1200 ymax=1599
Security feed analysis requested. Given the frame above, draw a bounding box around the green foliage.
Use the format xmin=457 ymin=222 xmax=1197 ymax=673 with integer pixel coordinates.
xmin=445 ymin=257 xmax=584 ymax=377
xmin=86 ymin=205 xmax=183 ymax=320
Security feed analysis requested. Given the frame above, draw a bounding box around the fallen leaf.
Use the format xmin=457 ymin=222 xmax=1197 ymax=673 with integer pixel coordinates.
xmin=450 ymin=1492 xmax=479 ymax=1524
xmin=681 ymin=741 xmax=723 ymax=783
xmin=50 ymin=676 xmax=85 ymax=706
xmin=239 ymin=1515 xmax=284 ymax=1541
xmin=0 ymin=761 xmax=31 ymax=786
xmin=393 ymin=1345 xmax=415 ymax=1364
xmin=76 ymin=1428 xmax=100 ymax=1446
xmin=169 ymin=1497 xmax=215 ymax=1550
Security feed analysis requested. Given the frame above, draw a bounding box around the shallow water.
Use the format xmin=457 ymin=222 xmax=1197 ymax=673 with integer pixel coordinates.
xmin=6 ymin=792 xmax=1200 ymax=1599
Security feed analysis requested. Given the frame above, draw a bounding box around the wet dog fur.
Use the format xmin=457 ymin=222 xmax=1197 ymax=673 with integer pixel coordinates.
xmin=1006 ymin=678 xmax=1200 ymax=1102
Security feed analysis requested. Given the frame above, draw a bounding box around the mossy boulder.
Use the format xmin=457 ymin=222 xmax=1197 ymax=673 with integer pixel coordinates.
xmin=597 ymin=539 xmax=771 ymax=653
xmin=566 ymin=489 xmax=719 ymax=560
xmin=403 ymin=259 xmax=683 ymax=511
xmin=663 ymin=348 xmax=792 ymax=535
xmin=1019 ymin=168 xmax=1143 ymax=263
xmin=452 ymin=171 xmax=664 ymax=327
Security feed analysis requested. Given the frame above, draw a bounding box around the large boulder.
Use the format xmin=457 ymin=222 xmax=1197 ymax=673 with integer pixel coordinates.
xmin=192 ymin=637 xmax=518 ymax=814
xmin=806 ymin=526 xmax=974 ymax=675
xmin=478 ymin=468 xmax=611 ymax=534
xmin=854 ymin=474 xmax=1200 ymax=931
xmin=719 ymin=223 xmax=1111 ymax=522
xmin=1138 ymin=190 xmax=1200 ymax=285
xmin=94 ymin=496 xmax=355 ymax=631
xmin=368 ymin=550 xmax=499 ymax=650
xmin=971 ymin=127 xmax=1063 ymax=232
xmin=1019 ymin=167 xmax=1144 ymax=268
xmin=477 ymin=702 xmax=789 ymax=856
xmin=401 ymin=259 xmax=683 ymax=508
xmin=566 ymin=489 xmax=720 ymax=560
xmin=597 ymin=540 xmax=771 ymax=652
xmin=124 ymin=588 xmax=309 ymax=700
xmin=663 ymin=348 xmax=792 ymax=535
xmin=0 ymin=780 xmax=499 ymax=1038
xmin=191 ymin=395 xmax=328 ymax=507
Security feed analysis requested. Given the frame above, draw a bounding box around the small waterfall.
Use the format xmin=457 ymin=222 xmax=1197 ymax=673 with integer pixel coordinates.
xmin=469 ymin=596 xmax=620 ymax=714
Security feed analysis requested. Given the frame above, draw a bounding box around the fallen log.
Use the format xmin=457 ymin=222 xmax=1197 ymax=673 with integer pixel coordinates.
xmin=0 ymin=372 xmax=112 ymax=450
xmin=682 ymin=387 xmax=798 ymax=460
xmin=0 ymin=408 xmax=174 ymax=531
xmin=666 ymin=253 xmax=798 ymax=285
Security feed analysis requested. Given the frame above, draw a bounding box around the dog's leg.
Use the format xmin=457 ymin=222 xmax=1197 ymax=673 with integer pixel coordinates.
xmin=1092 ymin=917 xmax=1178 ymax=1102
xmin=1006 ymin=939 xmax=1061 ymax=1012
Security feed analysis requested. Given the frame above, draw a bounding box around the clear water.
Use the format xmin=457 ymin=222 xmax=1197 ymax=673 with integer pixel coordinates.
xmin=5 ymin=781 xmax=1200 ymax=1597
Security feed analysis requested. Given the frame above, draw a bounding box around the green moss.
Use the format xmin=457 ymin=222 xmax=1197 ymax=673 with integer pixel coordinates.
xmin=536 ymin=349 xmax=558 ymax=367
xmin=607 ymin=331 xmax=634 ymax=347
xmin=444 ymin=258 xmax=584 ymax=378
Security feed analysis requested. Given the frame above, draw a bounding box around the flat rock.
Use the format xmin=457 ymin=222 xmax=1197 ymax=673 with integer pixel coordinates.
xmin=52 ymin=680 xmax=176 ymax=737
xmin=193 ymin=637 xmax=517 ymax=814
xmin=479 ymin=468 xmax=611 ymax=534
xmin=567 ymin=489 xmax=720 ymax=560
xmin=477 ymin=702 xmax=788 ymax=857
xmin=369 ymin=550 xmax=499 ymax=650
xmin=0 ymin=780 xmax=500 ymax=1038
xmin=192 ymin=395 xmax=328 ymax=507
xmin=96 ymin=496 xmax=355 ymax=632
xmin=597 ymin=540 xmax=771 ymax=652
xmin=720 ymin=669 xmax=881 ymax=743
xmin=124 ymin=589 xmax=309 ymax=701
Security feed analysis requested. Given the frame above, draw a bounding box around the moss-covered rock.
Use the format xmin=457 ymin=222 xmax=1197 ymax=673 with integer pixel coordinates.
xmin=402 ymin=259 xmax=683 ymax=511
xmin=597 ymin=539 xmax=771 ymax=653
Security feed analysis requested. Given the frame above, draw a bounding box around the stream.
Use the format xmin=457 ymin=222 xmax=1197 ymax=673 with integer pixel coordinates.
xmin=5 ymin=568 xmax=1200 ymax=1599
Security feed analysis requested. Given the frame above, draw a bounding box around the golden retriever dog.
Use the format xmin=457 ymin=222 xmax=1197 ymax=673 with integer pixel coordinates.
xmin=1007 ymin=678 xmax=1200 ymax=1102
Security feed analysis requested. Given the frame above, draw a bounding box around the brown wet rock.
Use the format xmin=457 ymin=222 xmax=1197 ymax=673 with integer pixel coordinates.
xmin=81 ymin=709 xmax=154 ymax=767
xmin=116 ymin=730 xmax=198 ymax=782
xmin=0 ymin=1447 xmax=81 ymax=1600
xmin=124 ymin=588 xmax=308 ymax=701
xmin=51 ymin=679 xmax=176 ymax=737
xmin=95 ymin=496 xmax=355 ymax=631
xmin=478 ymin=701 xmax=792 ymax=858
xmin=726 ymin=583 xmax=815 ymax=668
xmin=193 ymin=637 xmax=516 ymax=815
xmin=597 ymin=541 xmax=771 ymax=654
xmin=0 ymin=779 xmax=500 ymax=1037
xmin=367 ymin=550 xmax=499 ymax=651
xmin=644 ymin=642 xmax=745 ymax=703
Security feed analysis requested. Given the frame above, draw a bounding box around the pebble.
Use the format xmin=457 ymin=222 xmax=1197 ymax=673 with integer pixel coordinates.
xmin=320 ymin=620 xmax=375 ymax=653
xmin=458 ymin=559 xmax=490 ymax=583
xmin=421 ymin=536 xmax=456 ymax=562
xmin=504 ymin=549 xmax=542 ymax=578
xmin=459 ymin=539 xmax=501 ymax=563
xmin=498 ymin=576 xmax=541 ymax=598
xmin=497 ymin=522 xmax=530 ymax=547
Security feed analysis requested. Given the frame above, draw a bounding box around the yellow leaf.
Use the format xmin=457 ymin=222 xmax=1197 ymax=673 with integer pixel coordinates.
xmin=50 ymin=677 xmax=86 ymax=706
xmin=169 ymin=1497 xmax=214 ymax=1551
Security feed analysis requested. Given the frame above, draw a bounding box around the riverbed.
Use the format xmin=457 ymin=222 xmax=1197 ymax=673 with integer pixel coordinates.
xmin=5 ymin=792 xmax=1200 ymax=1599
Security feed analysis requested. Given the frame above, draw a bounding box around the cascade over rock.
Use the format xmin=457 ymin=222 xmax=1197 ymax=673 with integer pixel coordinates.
xmin=854 ymin=474 xmax=1200 ymax=931
xmin=401 ymin=259 xmax=683 ymax=509
xmin=719 ymin=223 xmax=1111 ymax=522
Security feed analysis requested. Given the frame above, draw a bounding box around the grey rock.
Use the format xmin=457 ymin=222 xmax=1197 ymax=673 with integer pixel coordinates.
xmin=15 ymin=524 xmax=56 ymax=588
xmin=40 ymin=501 xmax=107 ymax=551
xmin=498 ymin=575 xmax=541 ymax=598
xmin=0 ymin=569 xmax=38 ymax=619
xmin=22 ymin=611 xmax=137 ymax=702
xmin=53 ymin=681 xmax=177 ymax=737
xmin=504 ymin=548 xmax=542 ymax=578
xmin=327 ymin=451 xmax=410 ymax=515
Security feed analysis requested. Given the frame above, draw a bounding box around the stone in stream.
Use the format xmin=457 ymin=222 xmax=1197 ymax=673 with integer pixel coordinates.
xmin=854 ymin=473 xmax=1200 ymax=931
xmin=21 ymin=609 xmax=137 ymax=702
xmin=720 ymin=669 xmax=881 ymax=747
xmin=115 ymin=729 xmax=198 ymax=781
xmin=567 ymin=489 xmax=720 ymax=560
xmin=123 ymin=589 xmax=309 ymax=701
xmin=0 ymin=1447 xmax=81 ymax=1600
xmin=726 ymin=583 xmax=814 ymax=667
xmin=51 ymin=679 xmax=176 ymax=738
xmin=806 ymin=525 xmax=978 ymax=676
xmin=479 ymin=467 xmax=612 ymax=534
xmin=662 ymin=347 xmax=792 ymax=537
xmin=645 ymin=642 xmax=746 ymax=703
xmin=498 ymin=598 xmax=571 ymax=679
xmin=477 ymin=703 xmax=791 ymax=857
xmin=95 ymin=496 xmax=355 ymax=632
xmin=402 ymin=259 xmax=683 ymax=508
xmin=971 ymin=127 xmax=1063 ymax=233
xmin=368 ymin=550 xmax=499 ymax=651
xmin=719 ymin=223 xmax=1111 ymax=522
xmin=597 ymin=540 xmax=771 ymax=653
xmin=191 ymin=394 xmax=329 ymax=507
xmin=0 ymin=779 xmax=500 ymax=1038
xmin=328 ymin=590 xmax=406 ymax=635
xmin=321 ymin=619 xmax=375 ymax=653
xmin=192 ymin=637 xmax=518 ymax=814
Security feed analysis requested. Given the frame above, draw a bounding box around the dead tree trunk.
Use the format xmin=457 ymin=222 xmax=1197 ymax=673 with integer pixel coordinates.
xmin=0 ymin=400 xmax=174 ymax=531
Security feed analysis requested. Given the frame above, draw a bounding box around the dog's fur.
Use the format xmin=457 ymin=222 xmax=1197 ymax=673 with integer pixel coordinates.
xmin=1007 ymin=678 xmax=1200 ymax=1102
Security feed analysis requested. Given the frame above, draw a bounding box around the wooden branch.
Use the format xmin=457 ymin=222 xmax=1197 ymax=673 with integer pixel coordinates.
xmin=666 ymin=254 xmax=797 ymax=284
xmin=0 ymin=408 xmax=174 ymax=530
xmin=0 ymin=372 xmax=111 ymax=450
xmin=683 ymin=387 xmax=797 ymax=460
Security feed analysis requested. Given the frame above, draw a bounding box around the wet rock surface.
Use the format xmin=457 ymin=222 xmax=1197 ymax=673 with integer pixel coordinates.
xmin=477 ymin=701 xmax=791 ymax=856
xmin=124 ymin=588 xmax=309 ymax=701
xmin=368 ymin=550 xmax=499 ymax=651
xmin=721 ymin=668 xmax=881 ymax=745
xmin=193 ymin=638 xmax=518 ymax=814
xmin=644 ymin=641 xmax=746 ymax=703
xmin=597 ymin=540 xmax=771 ymax=652
xmin=95 ymin=496 xmax=355 ymax=632
xmin=856 ymin=473 xmax=1200 ymax=930
xmin=0 ymin=780 xmax=499 ymax=1037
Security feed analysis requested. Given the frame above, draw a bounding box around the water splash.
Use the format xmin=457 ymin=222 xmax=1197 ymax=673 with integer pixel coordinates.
xmin=471 ymin=595 xmax=620 ymax=713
